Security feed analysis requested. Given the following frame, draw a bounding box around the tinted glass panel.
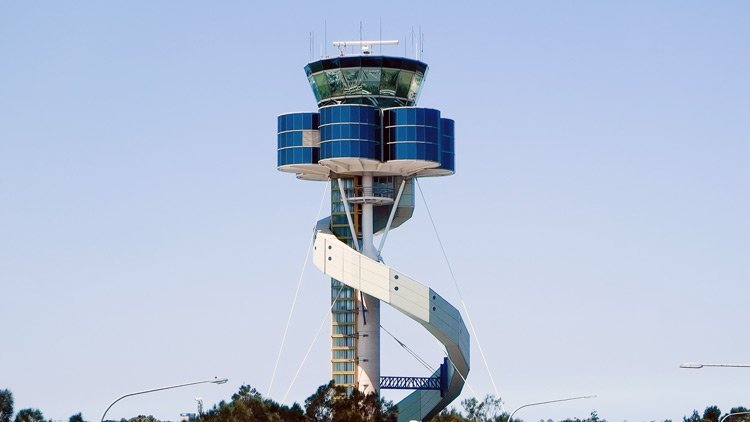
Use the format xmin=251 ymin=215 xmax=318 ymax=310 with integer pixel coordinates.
xmin=307 ymin=75 xmax=321 ymax=103
xmin=326 ymin=69 xmax=344 ymax=96
xmin=362 ymin=68 xmax=380 ymax=94
xmin=342 ymin=68 xmax=362 ymax=95
xmin=408 ymin=72 xmax=424 ymax=102
xmin=396 ymin=71 xmax=413 ymax=98
xmin=313 ymin=73 xmax=330 ymax=98
xmin=380 ymin=69 xmax=399 ymax=96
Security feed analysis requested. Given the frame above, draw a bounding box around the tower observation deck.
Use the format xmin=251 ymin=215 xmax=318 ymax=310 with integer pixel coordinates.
xmin=277 ymin=45 xmax=468 ymax=421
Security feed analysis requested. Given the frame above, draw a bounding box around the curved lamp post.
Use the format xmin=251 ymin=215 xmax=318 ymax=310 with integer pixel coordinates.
xmin=101 ymin=377 xmax=228 ymax=422
xmin=720 ymin=412 xmax=750 ymax=422
xmin=680 ymin=363 xmax=750 ymax=369
xmin=507 ymin=395 xmax=597 ymax=422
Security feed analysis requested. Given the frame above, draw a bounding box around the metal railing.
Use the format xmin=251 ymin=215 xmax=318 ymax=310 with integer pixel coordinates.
xmin=345 ymin=186 xmax=395 ymax=199
xmin=379 ymin=376 xmax=441 ymax=391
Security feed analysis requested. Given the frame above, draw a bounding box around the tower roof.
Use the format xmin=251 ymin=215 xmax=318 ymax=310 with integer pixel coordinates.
xmin=304 ymin=56 xmax=429 ymax=108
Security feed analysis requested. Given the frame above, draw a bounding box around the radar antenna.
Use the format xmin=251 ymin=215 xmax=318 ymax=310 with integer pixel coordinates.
xmin=332 ymin=40 xmax=399 ymax=56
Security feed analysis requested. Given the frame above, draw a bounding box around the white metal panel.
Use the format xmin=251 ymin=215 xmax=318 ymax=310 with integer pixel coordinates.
xmin=428 ymin=289 xmax=461 ymax=343
xmin=359 ymin=256 xmax=390 ymax=301
xmin=324 ymin=237 xmax=346 ymax=281
xmin=313 ymin=242 xmax=325 ymax=269
xmin=420 ymin=391 xmax=442 ymax=416
xmin=389 ymin=271 xmax=430 ymax=321
xmin=341 ymin=245 xmax=362 ymax=290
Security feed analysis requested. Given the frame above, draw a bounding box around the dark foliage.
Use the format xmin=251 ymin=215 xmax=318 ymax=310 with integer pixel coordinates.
xmin=13 ymin=409 xmax=44 ymax=422
xmin=0 ymin=390 xmax=13 ymax=422
xmin=199 ymin=382 xmax=395 ymax=422
xmin=703 ymin=406 xmax=721 ymax=422
xmin=69 ymin=412 xmax=84 ymax=422
xmin=0 ymin=385 xmax=747 ymax=422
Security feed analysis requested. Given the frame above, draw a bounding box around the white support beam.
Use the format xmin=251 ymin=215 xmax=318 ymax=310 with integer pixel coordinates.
xmin=337 ymin=177 xmax=360 ymax=252
xmin=377 ymin=178 xmax=407 ymax=257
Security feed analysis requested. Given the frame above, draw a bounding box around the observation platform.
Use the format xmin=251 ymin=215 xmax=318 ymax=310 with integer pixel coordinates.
xmin=344 ymin=186 xmax=395 ymax=205
xmin=305 ymin=56 xmax=428 ymax=108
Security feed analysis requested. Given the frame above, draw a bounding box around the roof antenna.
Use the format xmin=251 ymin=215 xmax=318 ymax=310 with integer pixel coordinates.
xmin=420 ymin=26 xmax=423 ymax=61
xmin=379 ymin=17 xmax=382 ymax=54
xmin=324 ymin=20 xmax=327 ymax=58
xmin=333 ymin=39 xmax=399 ymax=56
xmin=411 ymin=26 xmax=415 ymax=59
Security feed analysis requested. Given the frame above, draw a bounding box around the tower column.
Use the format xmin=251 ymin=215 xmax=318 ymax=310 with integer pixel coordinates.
xmin=361 ymin=173 xmax=377 ymax=257
xmin=357 ymin=173 xmax=380 ymax=395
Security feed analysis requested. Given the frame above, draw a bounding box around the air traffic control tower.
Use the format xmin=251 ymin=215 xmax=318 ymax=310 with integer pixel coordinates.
xmin=277 ymin=40 xmax=470 ymax=421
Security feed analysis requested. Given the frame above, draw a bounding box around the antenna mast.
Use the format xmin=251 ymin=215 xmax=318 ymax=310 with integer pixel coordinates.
xmin=379 ymin=17 xmax=382 ymax=54
xmin=419 ymin=26 xmax=423 ymax=60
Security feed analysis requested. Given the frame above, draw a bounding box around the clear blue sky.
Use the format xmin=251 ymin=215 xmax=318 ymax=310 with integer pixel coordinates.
xmin=1 ymin=1 xmax=748 ymax=421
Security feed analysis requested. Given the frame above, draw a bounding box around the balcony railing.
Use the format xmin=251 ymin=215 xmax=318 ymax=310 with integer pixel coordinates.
xmin=345 ymin=186 xmax=395 ymax=200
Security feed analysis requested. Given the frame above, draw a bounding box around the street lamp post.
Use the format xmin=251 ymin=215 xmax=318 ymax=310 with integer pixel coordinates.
xmin=101 ymin=377 xmax=228 ymax=422
xmin=680 ymin=363 xmax=750 ymax=369
xmin=507 ymin=395 xmax=597 ymax=422
xmin=720 ymin=412 xmax=750 ymax=422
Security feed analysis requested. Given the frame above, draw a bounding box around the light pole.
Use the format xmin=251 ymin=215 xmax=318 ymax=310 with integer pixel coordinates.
xmin=680 ymin=363 xmax=750 ymax=369
xmin=101 ymin=377 xmax=228 ymax=422
xmin=720 ymin=412 xmax=750 ymax=422
xmin=507 ymin=395 xmax=597 ymax=422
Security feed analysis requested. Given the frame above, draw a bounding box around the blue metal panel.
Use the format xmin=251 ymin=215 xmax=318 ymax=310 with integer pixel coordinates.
xmin=318 ymin=104 xmax=381 ymax=161
xmin=383 ymin=107 xmax=441 ymax=163
xmin=277 ymin=147 xmax=319 ymax=166
xmin=277 ymin=112 xmax=319 ymax=132
xmin=277 ymin=112 xmax=320 ymax=167
xmin=439 ymin=118 xmax=455 ymax=172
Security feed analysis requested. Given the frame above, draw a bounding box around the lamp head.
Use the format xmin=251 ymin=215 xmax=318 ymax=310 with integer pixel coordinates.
xmin=680 ymin=363 xmax=703 ymax=369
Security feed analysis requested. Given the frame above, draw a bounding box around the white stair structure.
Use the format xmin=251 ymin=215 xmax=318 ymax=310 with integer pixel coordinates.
xmin=313 ymin=218 xmax=470 ymax=421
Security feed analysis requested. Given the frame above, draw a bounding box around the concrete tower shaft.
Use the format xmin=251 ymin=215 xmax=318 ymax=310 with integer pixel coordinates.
xmin=356 ymin=172 xmax=380 ymax=395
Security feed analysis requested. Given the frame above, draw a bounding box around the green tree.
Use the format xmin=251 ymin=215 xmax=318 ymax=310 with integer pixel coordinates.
xmin=684 ymin=410 xmax=702 ymax=422
xmin=304 ymin=382 xmax=337 ymax=422
xmin=126 ymin=416 xmax=160 ymax=422
xmin=332 ymin=389 xmax=396 ymax=422
xmin=704 ymin=406 xmax=722 ymax=422
xmin=199 ymin=384 xmax=304 ymax=422
xmin=727 ymin=408 xmax=750 ymax=422
xmin=69 ymin=413 xmax=84 ymax=422
xmin=430 ymin=395 xmax=508 ymax=422
xmin=0 ymin=390 xmax=13 ymax=422
xmin=463 ymin=395 xmax=506 ymax=422
xmin=13 ymin=409 xmax=44 ymax=422
xmin=302 ymin=381 xmax=396 ymax=422
xmin=430 ymin=408 xmax=470 ymax=422
xmin=559 ymin=412 xmax=605 ymax=422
